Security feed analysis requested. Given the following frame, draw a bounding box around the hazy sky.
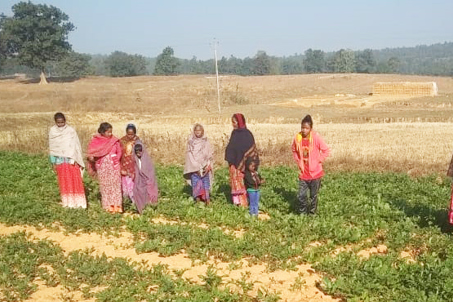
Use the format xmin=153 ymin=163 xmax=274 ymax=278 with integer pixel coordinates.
xmin=1 ymin=0 xmax=452 ymax=59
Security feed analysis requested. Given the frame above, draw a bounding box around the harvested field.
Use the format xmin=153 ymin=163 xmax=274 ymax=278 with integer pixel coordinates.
xmin=2 ymin=74 xmax=453 ymax=301
xmin=1 ymin=73 xmax=453 ymax=174
xmin=1 ymin=113 xmax=452 ymax=175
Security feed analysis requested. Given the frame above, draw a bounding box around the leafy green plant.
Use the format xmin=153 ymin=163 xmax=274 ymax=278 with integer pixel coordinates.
xmin=3 ymin=151 xmax=453 ymax=301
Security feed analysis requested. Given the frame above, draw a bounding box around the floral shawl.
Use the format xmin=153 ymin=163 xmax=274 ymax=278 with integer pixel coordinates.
xmin=120 ymin=135 xmax=140 ymax=178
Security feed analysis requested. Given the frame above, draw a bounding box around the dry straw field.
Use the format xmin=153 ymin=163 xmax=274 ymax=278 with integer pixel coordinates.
xmin=2 ymin=73 xmax=453 ymax=175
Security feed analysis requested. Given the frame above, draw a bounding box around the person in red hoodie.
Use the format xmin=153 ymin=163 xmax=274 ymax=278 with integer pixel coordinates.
xmin=291 ymin=115 xmax=330 ymax=214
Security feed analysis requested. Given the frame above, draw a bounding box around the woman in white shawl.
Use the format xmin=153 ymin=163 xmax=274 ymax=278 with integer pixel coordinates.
xmin=49 ymin=112 xmax=87 ymax=208
xmin=183 ymin=124 xmax=214 ymax=205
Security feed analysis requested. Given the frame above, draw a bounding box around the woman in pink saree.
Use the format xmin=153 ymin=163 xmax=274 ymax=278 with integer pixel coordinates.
xmin=87 ymin=122 xmax=123 ymax=213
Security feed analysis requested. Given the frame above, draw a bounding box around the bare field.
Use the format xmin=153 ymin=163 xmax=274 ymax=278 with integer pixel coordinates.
xmin=1 ymin=73 xmax=453 ymax=174
xmin=0 ymin=223 xmax=337 ymax=302
xmin=2 ymin=73 xmax=453 ymax=122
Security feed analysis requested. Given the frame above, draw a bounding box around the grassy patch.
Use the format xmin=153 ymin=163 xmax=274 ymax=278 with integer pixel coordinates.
xmin=2 ymin=151 xmax=453 ymax=301
xmin=0 ymin=232 xmax=279 ymax=301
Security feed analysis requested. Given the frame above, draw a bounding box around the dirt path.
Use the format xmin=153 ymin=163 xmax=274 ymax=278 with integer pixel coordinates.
xmin=0 ymin=223 xmax=339 ymax=302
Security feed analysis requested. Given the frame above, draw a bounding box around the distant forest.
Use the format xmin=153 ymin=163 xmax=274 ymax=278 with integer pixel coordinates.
xmin=2 ymin=42 xmax=453 ymax=78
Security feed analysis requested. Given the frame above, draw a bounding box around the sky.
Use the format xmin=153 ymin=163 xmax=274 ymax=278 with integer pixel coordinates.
xmin=1 ymin=0 xmax=453 ymax=59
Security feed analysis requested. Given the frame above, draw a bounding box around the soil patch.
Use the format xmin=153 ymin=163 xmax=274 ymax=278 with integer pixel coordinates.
xmin=0 ymin=223 xmax=338 ymax=302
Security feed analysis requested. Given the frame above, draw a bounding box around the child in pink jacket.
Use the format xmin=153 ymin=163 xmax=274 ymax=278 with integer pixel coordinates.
xmin=291 ymin=115 xmax=330 ymax=214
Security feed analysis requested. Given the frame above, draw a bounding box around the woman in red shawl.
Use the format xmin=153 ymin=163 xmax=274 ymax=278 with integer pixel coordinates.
xmin=87 ymin=122 xmax=123 ymax=213
xmin=119 ymin=124 xmax=140 ymax=201
xmin=225 ymin=113 xmax=259 ymax=207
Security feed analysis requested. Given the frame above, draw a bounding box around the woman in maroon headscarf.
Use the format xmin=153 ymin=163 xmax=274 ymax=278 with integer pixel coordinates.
xmin=225 ymin=113 xmax=259 ymax=207
xmin=87 ymin=122 xmax=123 ymax=213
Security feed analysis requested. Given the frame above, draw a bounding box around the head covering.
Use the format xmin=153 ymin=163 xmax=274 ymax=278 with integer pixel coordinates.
xmin=49 ymin=124 xmax=85 ymax=168
xmin=86 ymin=133 xmax=120 ymax=176
xmin=87 ymin=134 xmax=119 ymax=158
xmin=183 ymin=124 xmax=214 ymax=185
xmin=233 ymin=113 xmax=246 ymax=129
xmin=184 ymin=124 xmax=213 ymax=174
xmin=126 ymin=123 xmax=137 ymax=134
xmin=225 ymin=115 xmax=259 ymax=171
xmin=133 ymin=141 xmax=158 ymax=213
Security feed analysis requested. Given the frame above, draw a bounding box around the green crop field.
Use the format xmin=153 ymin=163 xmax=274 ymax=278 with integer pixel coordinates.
xmin=1 ymin=151 xmax=453 ymax=301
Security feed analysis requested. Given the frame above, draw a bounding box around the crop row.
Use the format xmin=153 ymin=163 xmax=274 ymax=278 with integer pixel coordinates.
xmin=1 ymin=151 xmax=453 ymax=301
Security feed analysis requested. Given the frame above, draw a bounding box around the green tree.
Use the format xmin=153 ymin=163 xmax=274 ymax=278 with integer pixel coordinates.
xmin=153 ymin=46 xmax=180 ymax=75
xmin=50 ymin=52 xmax=93 ymax=78
xmin=355 ymin=49 xmax=376 ymax=73
xmin=387 ymin=57 xmax=400 ymax=73
xmin=252 ymin=51 xmax=271 ymax=75
xmin=303 ymin=49 xmax=325 ymax=73
xmin=89 ymin=54 xmax=108 ymax=76
xmin=331 ymin=49 xmax=356 ymax=73
xmin=105 ymin=51 xmax=147 ymax=77
xmin=185 ymin=56 xmax=202 ymax=74
xmin=0 ymin=14 xmax=7 ymax=71
xmin=1 ymin=2 xmax=74 ymax=84
xmin=281 ymin=55 xmax=304 ymax=75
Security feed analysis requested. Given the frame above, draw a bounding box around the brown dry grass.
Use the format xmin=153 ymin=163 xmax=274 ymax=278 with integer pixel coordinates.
xmin=1 ymin=73 xmax=453 ymax=175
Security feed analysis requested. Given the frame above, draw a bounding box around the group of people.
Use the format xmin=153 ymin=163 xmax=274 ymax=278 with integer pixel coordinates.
xmin=49 ymin=112 xmax=331 ymax=216
xmin=49 ymin=113 xmax=158 ymax=213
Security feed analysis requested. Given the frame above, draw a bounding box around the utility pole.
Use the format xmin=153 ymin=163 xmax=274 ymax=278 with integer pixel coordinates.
xmin=212 ymin=39 xmax=221 ymax=113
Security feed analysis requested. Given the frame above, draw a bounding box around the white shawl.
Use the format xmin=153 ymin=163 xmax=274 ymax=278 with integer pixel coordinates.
xmin=49 ymin=125 xmax=85 ymax=168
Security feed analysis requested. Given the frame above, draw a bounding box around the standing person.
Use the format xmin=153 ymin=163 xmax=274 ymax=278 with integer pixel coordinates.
xmin=291 ymin=115 xmax=330 ymax=215
xmin=447 ymin=155 xmax=453 ymax=224
xmin=87 ymin=122 xmax=123 ymax=213
xmin=48 ymin=112 xmax=87 ymax=208
xmin=183 ymin=123 xmax=214 ymax=205
xmin=225 ymin=113 xmax=259 ymax=207
xmin=244 ymin=158 xmax=265 ymax=217
xmin=120 ymin=124 xmax=140 ymax=201
xmin=133 ymin=142 xmax=158 ymax=213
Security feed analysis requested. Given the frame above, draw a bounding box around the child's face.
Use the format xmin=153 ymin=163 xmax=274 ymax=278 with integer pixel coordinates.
xmin=55 ymin=118 xmax=65 ymax=128
xmin=194 ymin=126 xmax=203 ymax=138
xmin=135 ymin=150 xmax=142 ymax=158
xmin=248 ymin=162 xmax=256 ymax=172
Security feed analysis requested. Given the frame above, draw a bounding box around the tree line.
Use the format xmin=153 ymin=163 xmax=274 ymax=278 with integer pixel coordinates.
xmin=1 ymin=2 xmax=452 ymax=80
